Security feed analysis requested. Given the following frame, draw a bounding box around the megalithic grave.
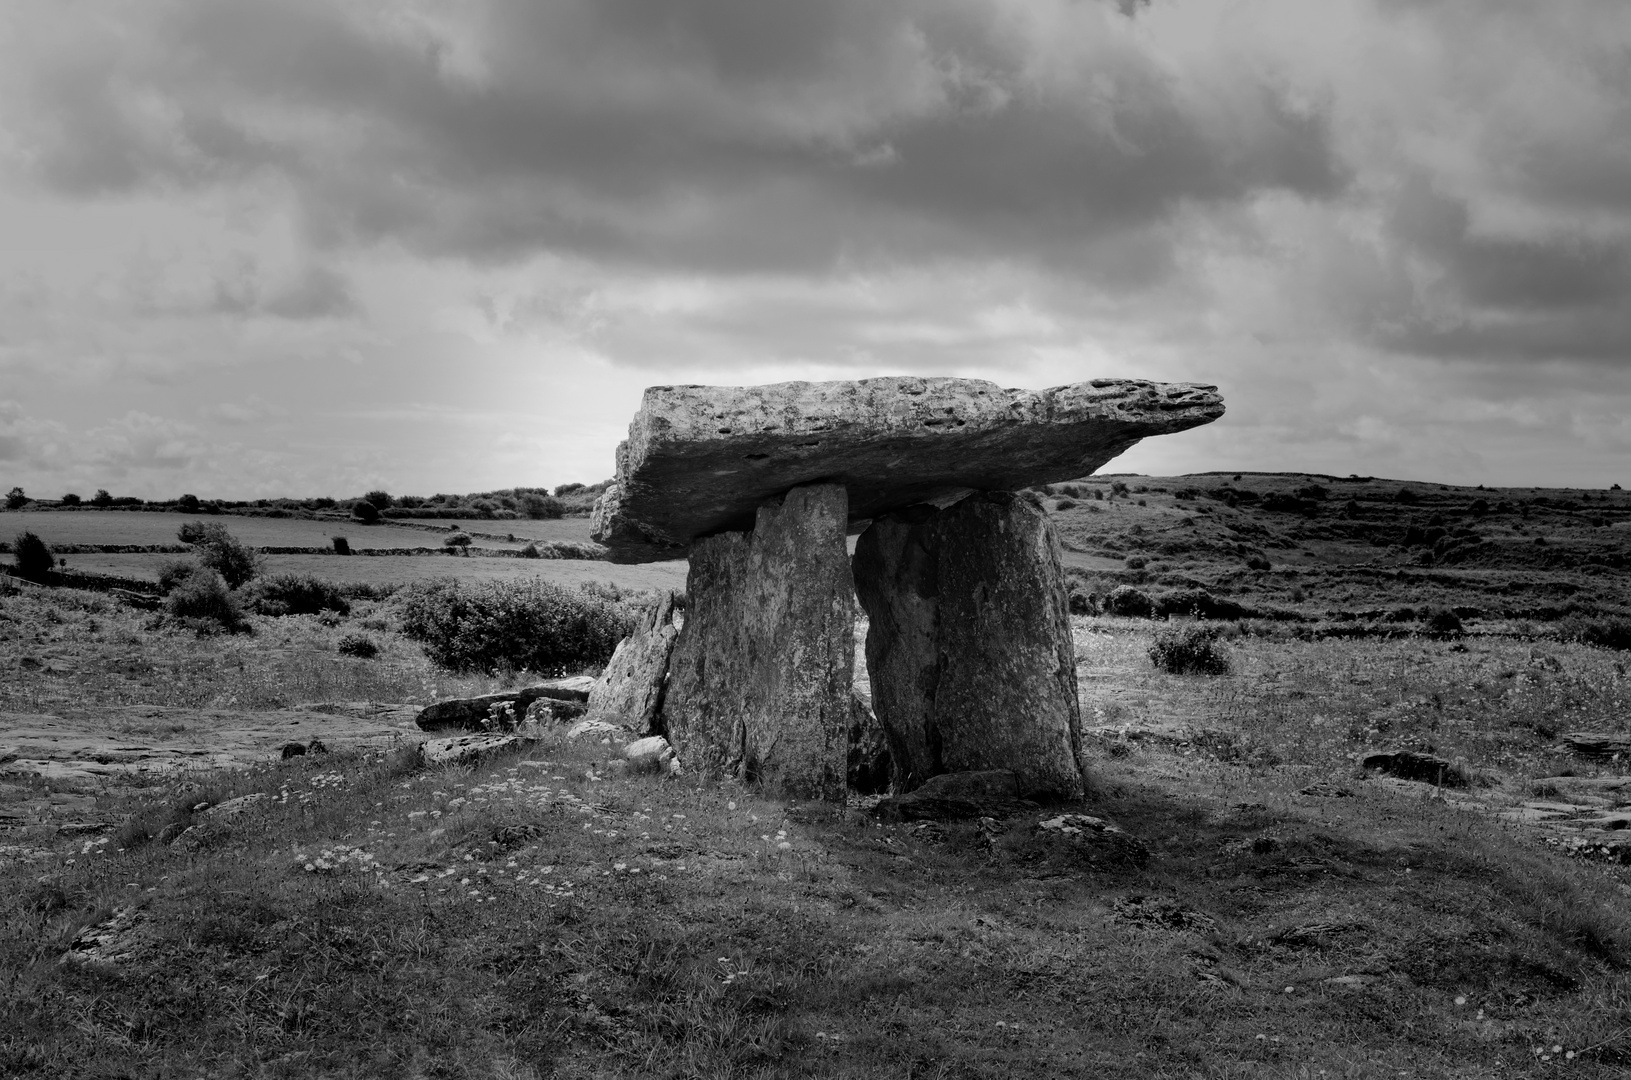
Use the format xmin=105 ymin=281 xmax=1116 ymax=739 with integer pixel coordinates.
xmin=592 ymin=376 xmax=1224 ymax=801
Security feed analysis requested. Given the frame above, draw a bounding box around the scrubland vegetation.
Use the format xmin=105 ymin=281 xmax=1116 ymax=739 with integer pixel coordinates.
xmin=2 ymin=472 xmax=1629 ymax=1076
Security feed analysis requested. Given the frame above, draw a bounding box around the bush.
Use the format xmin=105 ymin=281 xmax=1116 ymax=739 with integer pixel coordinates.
xmin=12 ymin=531 xmax=54 ymax=582
xmin=1245 ymin=555 xmax=1272 ymax=571
xmin=90 ymin=489 xmax=112 ymax=507
xmin=157 ymin=558 xmax=198 ymax=592
xmin=352 ymin=500 xmax=381 ymax=523
xmin=1103 ymin=585 xmax=1154 ymax=618
xmin=1124 ymin=555 xmax=1148 ymax=570
xmin=60 ymin=493 xmax=81 ymax=506
xmin=1422 ymin=606 xmax=1464 ymax=634
xmin=336 ymin=633 xmax=379 ymax=659
xmin=165 ymin=567 xmax=246 ymax=632
xmin=5 ymin=487 xmax=29 ymax=510
xmin=1154 ymin=589 xmax=1247 ymax=621
xmin=443 ymin=532 xmax=473 ymax=552
xmin=1394 ymin=488 xmax=1419 ymax=505
xmin=394 ymin=577 xmax=636 ymax=675
xmin=1148 ymin=623 xmax=1231 ymax=675
xmin=177 ymin=493 xmax=201 ymax=513
xmin=520 ymin=542 xmax=541 ymax=559
xmin=1053 ymin=498 xmax=1077 ymax=511
xmin=521 ymin=492 xmax=567 ymax=519
xmin=363 ymin=490 xmax=393 ymax=510
xmin=1559 ymin=617 xmax=1631 ymax=651
xmin=332 ymin=536 xmax=351 ymax=555
xmin=242 ymin=574 xmax=351 ymax=617
xmin=179 ymin=522 xmax=262 ymax=588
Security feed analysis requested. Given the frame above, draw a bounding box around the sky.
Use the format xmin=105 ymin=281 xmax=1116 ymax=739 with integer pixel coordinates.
xmin=1 ymin=0 xmax=1628 ymax=500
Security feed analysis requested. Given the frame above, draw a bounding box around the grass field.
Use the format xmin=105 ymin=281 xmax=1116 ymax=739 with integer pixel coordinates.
xmin=2 ymin=583 xmax=1629 ymax=1076
xmin=2 ymin=473 xmax=1630 ymax=1076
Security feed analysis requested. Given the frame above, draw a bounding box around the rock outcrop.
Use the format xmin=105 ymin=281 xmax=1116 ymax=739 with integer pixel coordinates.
xmin=854 ymin=491 xmax=1084 ymax=800
xmin=661 ymin=484 xmax=854 ymax=801
xmin=582 ymin=591 xmax=680 ymax=735
xmin=592 ymin=377 xmax=1224 ymax=561
xmin=414 ymin=678 xmax=595 ymax=732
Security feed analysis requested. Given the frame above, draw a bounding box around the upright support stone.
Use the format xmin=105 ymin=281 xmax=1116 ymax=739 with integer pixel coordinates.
xmin=853 ymin=491 xmax=1084 ymax=800
xmin=661 ymin=484 xmax=854 ymax=801
xmin=583 ymin=591 xmax=681 ymax=735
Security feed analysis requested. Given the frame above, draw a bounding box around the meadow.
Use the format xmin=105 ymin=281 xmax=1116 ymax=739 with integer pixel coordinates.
xmin=1 ymin=474 xmax=1629 ymax=1077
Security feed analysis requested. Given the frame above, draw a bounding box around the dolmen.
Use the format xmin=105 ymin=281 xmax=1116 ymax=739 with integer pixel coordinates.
xmin=588 ymin=376 xmax=1224 ymax=803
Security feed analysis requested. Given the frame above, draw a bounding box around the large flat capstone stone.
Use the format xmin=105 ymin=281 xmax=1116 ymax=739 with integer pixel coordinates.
xmin=591 ymin=376 xmax=1224 ymax=561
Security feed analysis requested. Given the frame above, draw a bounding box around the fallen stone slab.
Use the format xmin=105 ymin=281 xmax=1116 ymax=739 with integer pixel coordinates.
xmin=873 ymin=770 xmax=1040 ymax=822
xmin=414 ymin=678 xmax=596 ymax=732
xmin=61 ymin=906 xmax=148 ymax=966
xmin=592 ymin=376 xmax=1224 ymax=561
xmin=1559 ymin=733 xmax=1631 ymax=758
xmin=422 ymin=735 xmax=536 ymax=769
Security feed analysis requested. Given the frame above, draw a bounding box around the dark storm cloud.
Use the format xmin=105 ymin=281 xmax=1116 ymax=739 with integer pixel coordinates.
xmin=2 ymin=0 xmax=1344 ymax=284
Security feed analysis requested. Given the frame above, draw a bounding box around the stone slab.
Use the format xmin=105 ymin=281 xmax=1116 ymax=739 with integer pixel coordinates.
xmin=592 ymin=376 xmax=1224 ymax=561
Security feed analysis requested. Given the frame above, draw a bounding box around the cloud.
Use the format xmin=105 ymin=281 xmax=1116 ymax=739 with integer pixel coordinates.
xmin=0 ymin=0 xmax=1344 ymax=286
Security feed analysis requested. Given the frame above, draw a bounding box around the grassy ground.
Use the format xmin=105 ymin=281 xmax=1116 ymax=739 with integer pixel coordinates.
xmin=51 ymin=552 xmax=688 ymax=593
xmin=4 ymin=578 xmax=1630 ymax=1077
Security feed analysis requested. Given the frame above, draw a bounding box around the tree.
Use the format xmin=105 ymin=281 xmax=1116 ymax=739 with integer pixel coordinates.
xmin=178 ymin=521 xmax=262 ymax=588
xmin=363 ymin=490 xmax=393 ymax=511
xmin=442 ymin=532 xmax=473 ymax=555
xmin=177 ymin=493 xmax=201 ymax=512
xmin=351 ymin=500 xmax=381 ymax=523
xmin=61 ymin=493 xmax=81 ymax=506
xmin=90 ymin=489 xmax=113 ymax=507
xmin=5 ymin=487 xmax=28 ymax=510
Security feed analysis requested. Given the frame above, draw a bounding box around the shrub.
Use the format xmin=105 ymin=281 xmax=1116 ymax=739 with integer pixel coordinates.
xmin=1559 ymin=617 xmax=1631 ymax=651
xmin=157 ymin=557 xmax=198 ymax=593
xmin=521 ymin=492 xmax=567 ymax=519
xmin=332 ymin=536 xmax=351 ymax=555
xmin=1148 ymin=623 xmax=1231 ymax=675
xmin=336 ymin=633 xmax=379 ymax=658
xmin=60 ymin=493 xmax=81 ymax=506
xmin=90 ymin=489 xmax=113 ymax=507
xmin=12 ymin=531 xmax=54 ymax=582
xmin=1245 ymin=555 xmax=1272 ymax=572
xmin=177 ymin=493 xmax=201 ymax=512
xmin=1395 ymin=488 xmax=1419 ymax=505
xmin=553 ymin=482 xmax=586 ymax=497
xmin=1053 ymin=498 xmax=1076 ymax=510
xmin=1124 ymin=555 xmax=1148 ymax=570
xmin=352 ymin=500 xmax=381 ymax=523
xmin=520 ymin=542 xmax=541 ymax=559
xmin=165 ymin=567 xmax=246 ymax=632
xmin=469 ymin=499 xmax=498 ymax=517
xmin=179 ymin=522 xmax=262 ymax=588
xmin=311 ymin=496 xmax=336 ymax=509
xmin=443 ymin=532 xmax=473 ymax=553
xmin=242 ymin=574 xmax=351 ymax=617
xmin=1103 ymin=585 xmax=1154 ymax=618
xmin=1421 ymin=606 xmax=1464 ymax=634
xmin=1067 ymin=588 xmax=1096 ymax=615
xmin=1154 ymin=589 xmax=1247 ymax=621
xmin=394 ymin=577 xmax=636 ymax=675
xmin=5 ymin=487 xmax=28 ymax=510
xmin=363 ymin=490 xmax=393 ymax=510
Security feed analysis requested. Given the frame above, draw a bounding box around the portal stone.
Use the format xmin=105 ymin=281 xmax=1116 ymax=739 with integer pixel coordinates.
xmin=660 ymin=484 xmax=854 ymax=801
xmin=853 ymin=491 xmax=1084 ymax=800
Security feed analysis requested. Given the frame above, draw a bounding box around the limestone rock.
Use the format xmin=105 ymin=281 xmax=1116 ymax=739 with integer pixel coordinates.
xmin=415 ymin=678 xmax=594 ymax=732
xmin=1560 ymin=732 xmax=1631 ymax=758
xmin=584 ymin=591 xmax=680 ymax=735
xmin=593 ymin=377 xmax=1224 ymax=561
xmin=847 ymin=692 xmax=891 ymax=796
xmin=854 ymin=491 xmax=1084 ymax=800
xmin=873 ymin=770 xmax=1040 ymax=821
xmin=661 ymin=484 xmax=854 ymax=801
xmin=567 ymin=718 xmax=628 ymax=741
xmin=625 ymin=735 xmax=680 ymax=775
xmin=61 ymin=906 xmax=147 ymax=965
xmin=422 ymin=734 xmax=535 ymax=768
xmin=1359 ymin=749 xmax=1468 ymax=787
